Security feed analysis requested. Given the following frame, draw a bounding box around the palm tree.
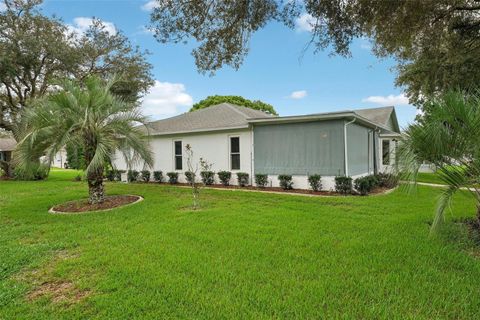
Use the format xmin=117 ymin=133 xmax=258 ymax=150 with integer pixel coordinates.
xmin=398 ymin=91 xmax=480 ymax=232
xmin=14 ymin=76 xmax=153 ymax=204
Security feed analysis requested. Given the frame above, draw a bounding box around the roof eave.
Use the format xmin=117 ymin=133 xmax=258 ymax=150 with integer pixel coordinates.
xmin=147 ymin=125 xmax=250 ymax=137
xmin=248 ymin=113 xmax=395 ymax=134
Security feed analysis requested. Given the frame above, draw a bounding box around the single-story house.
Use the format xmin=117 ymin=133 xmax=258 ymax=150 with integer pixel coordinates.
xmin=113 ymin=103 xmax=401 ymax=190
xmin=50 ymin=148 xmax=68 ymax=169
xmin=0 ymin=136 xmax=67 ymax=173
xmin=0 ymin=137 xmax=17 ymax=176
xmin=0 ymin=137 xmax=16 ymax=163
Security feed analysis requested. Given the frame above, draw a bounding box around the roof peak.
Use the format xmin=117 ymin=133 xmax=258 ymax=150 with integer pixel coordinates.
xmin=354 ymin=105 xmax=394 ymax=112
xmin=144 ymin=102 xmax=272 ymax=136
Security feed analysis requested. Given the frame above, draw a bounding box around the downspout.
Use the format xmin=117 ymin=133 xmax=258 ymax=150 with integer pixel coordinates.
xmin=344 ymin=118 xmax=356 ymax=176
xmin=367 ymin=129 xmax=373 ymax=174
xmin=372 ymin=127 xmax=379 ymax=174
xmin=250 ymin=124 xmax=254 ymax=186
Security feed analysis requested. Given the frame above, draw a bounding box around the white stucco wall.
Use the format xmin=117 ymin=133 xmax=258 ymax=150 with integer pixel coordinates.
xmin=113 ymin=126 xmax=384 ymax=190
xmin=113 ymin=129 xmax=253 ymax=185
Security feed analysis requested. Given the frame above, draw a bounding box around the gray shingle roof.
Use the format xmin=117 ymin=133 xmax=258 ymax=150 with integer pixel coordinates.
xmin=0 ymin=137 xmax=16 ymax=151
xmin=146 ymin=103 xmax=273 ymax=135
xmin=249 ymin=106 xmax=399 ymax=133
xmin=144 ymin=103 xmax=399 ymax=136
xmin=354 ymin=106 xmax=399 ymax=132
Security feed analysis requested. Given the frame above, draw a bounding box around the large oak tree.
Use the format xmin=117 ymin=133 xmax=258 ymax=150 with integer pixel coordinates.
xmin=148 ymin=0 xmax=480 ymax=107
xmin=0 ymin=0 xmax=154 ymax=132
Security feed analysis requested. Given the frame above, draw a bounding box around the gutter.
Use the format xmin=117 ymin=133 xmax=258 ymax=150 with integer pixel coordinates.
xmin=250 ymin=125 xmax=254 ymax=186
xmin=147 ymin=125 xmax=250 ymax=137
xmin=344 ymin=118 xmax=356 ymax=176
xmin=248 ymin=112 xmax=394 ymax=134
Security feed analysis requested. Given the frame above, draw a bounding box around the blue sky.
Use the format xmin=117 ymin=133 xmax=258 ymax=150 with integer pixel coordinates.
xmin=40 ymin=0 xmax=417 ymax=128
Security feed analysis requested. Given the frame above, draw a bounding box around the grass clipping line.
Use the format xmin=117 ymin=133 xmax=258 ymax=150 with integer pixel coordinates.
xmin=49 ymin=195 xmax=144 ymax=214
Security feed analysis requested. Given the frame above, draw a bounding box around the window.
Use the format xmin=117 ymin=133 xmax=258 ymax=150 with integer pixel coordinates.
xmin=230 ymin=137 xmax=240 ymax=170
xmin=382 ymin=140 xmax=390 ymax=165
xmin=174 ymin=141 xmax=182 ymax=170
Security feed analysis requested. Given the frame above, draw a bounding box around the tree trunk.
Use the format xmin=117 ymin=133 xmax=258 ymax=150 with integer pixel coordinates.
xmin=83 ymin=137 xmax=105 ymax=204
xmin=87 ymin=168 xmax=105 ymax=204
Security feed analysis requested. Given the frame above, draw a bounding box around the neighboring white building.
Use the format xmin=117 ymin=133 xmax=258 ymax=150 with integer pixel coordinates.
xmin=112 ymin=103 xmax=401 ymax=190
xmin=50 ymin=148 xmax=68 ymax=168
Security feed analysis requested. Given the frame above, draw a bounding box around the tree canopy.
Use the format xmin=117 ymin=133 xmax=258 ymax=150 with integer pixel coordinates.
xmin=190 ymin=95 xmax=278 ymax=115
xmin=149 ymin=0 xmax=480 ymax=107
xmin=0 ymin=0 xmax=154 ymax=132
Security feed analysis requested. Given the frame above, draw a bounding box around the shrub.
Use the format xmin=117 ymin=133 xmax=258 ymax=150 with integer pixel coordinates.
xmin=375 ymin=172 xmax=399 ymax=188
xmin=153 ymin=171 xmax=163 ymax=183
xmin=335 ymin=176 xmax=353 ymax=195
xmin=354 ymin=175 xmax=378 ymax=195
xmin=141 ymin=170 xmax=151 ymax=182
xmin=278 ymin=174 xmax=293 ymax=190
xmin=255 ymin=174 xmax=268 ymax=188
xmin=106 ymin=169 xmax=115 ymax=181
xmin=14 ymin=163 xmax=49 ymax=181
xmin=115 ymin=170 xmax=124 ymax=181
xmin=200 ymin=171 xmax=215 ymax=185
xmin=217 ymin=171 xmax=232 ymax=186
xmin=127 ymin=170 xmax=139 ymax=182
xmin=184 ymin=171 xmax=196 ymax=184
xmin=237 ymin=172 xmax=249 ymax=187
xmin=366 ymin=175 xmax=379 ymax=188
xmin=166 ymin=172 xmax=179 ymax=184
xmin=308 ymin=174 xmax=322 ymax=191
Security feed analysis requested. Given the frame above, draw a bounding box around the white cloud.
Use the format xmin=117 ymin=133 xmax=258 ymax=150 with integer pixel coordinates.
xmin=295 ymin=13 xmax=315 ymax=32
xmin=0 ymin=2 xmax=6 ymax=11
xmin=141 ymin=81 xmax=193 ymax=118
xmin=67 ymin=17 xmax=117 ymax=36
xmin=141 ymin=0 xmax=159 ymax=11
xmin=289 ymin=90 xmax=308 ymax=99
xmin=360 ymin=42 xmax=371 ymax=50
xmin=362 ymin=94 xmax=410 ymax=106
xmin=136 ymin=25 xmax=154 ymax=35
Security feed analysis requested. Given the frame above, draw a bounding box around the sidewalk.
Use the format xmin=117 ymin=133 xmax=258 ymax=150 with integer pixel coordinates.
xmin=403 ymin=181 xmax=476 ymax=191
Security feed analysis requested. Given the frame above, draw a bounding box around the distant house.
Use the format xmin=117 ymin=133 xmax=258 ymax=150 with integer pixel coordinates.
xmin=0 ymin=136 xmax=67 ymax=175
xmin=0 ymin=137 xmax=17 ymax=175
xmin=0 ymin=137 xmax=16 ymax=163
xmin=113 ymin=103 xmax=401 ymax=190
xmin=50 ymin=148 xmax=68 ymax=169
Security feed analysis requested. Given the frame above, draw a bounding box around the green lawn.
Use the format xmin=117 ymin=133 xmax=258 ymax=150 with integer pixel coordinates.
xmin=415 ymin=172 xmax=446 ymax=185
xmin=1 ymin=170 xmax=480 ymax=319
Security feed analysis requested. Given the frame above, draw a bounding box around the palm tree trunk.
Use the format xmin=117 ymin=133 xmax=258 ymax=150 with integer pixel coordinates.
xmin=88 ymin=169 xmax=105 ymax=204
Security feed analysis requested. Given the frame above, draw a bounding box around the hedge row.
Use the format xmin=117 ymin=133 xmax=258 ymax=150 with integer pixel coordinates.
xmin=115 ymin=170 xmax=398 ymax=195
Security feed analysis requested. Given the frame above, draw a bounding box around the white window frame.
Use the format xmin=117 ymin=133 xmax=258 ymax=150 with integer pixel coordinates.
xmin=382 ymin=139 xmax=391 ymax=166
xmin=173 ymin=139 xmax=183 ymax=171
xmin=229 ymin=136 xmax=241 ymax=171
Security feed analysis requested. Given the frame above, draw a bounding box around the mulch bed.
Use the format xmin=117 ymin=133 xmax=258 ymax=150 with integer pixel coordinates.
xmin=200 ymin=184 xmax=392 ymax=196
xmin=50 ymin=195 xmax=141 ymax=213
xmin=142 ymin=182 xmax=393 ymax=197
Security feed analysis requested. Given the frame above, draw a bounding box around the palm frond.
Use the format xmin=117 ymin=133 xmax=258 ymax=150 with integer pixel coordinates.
xmin=14 ymin=75 xmax=153 ymax=182
xmin=397 ymin=90 xmax=480 ymax=232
